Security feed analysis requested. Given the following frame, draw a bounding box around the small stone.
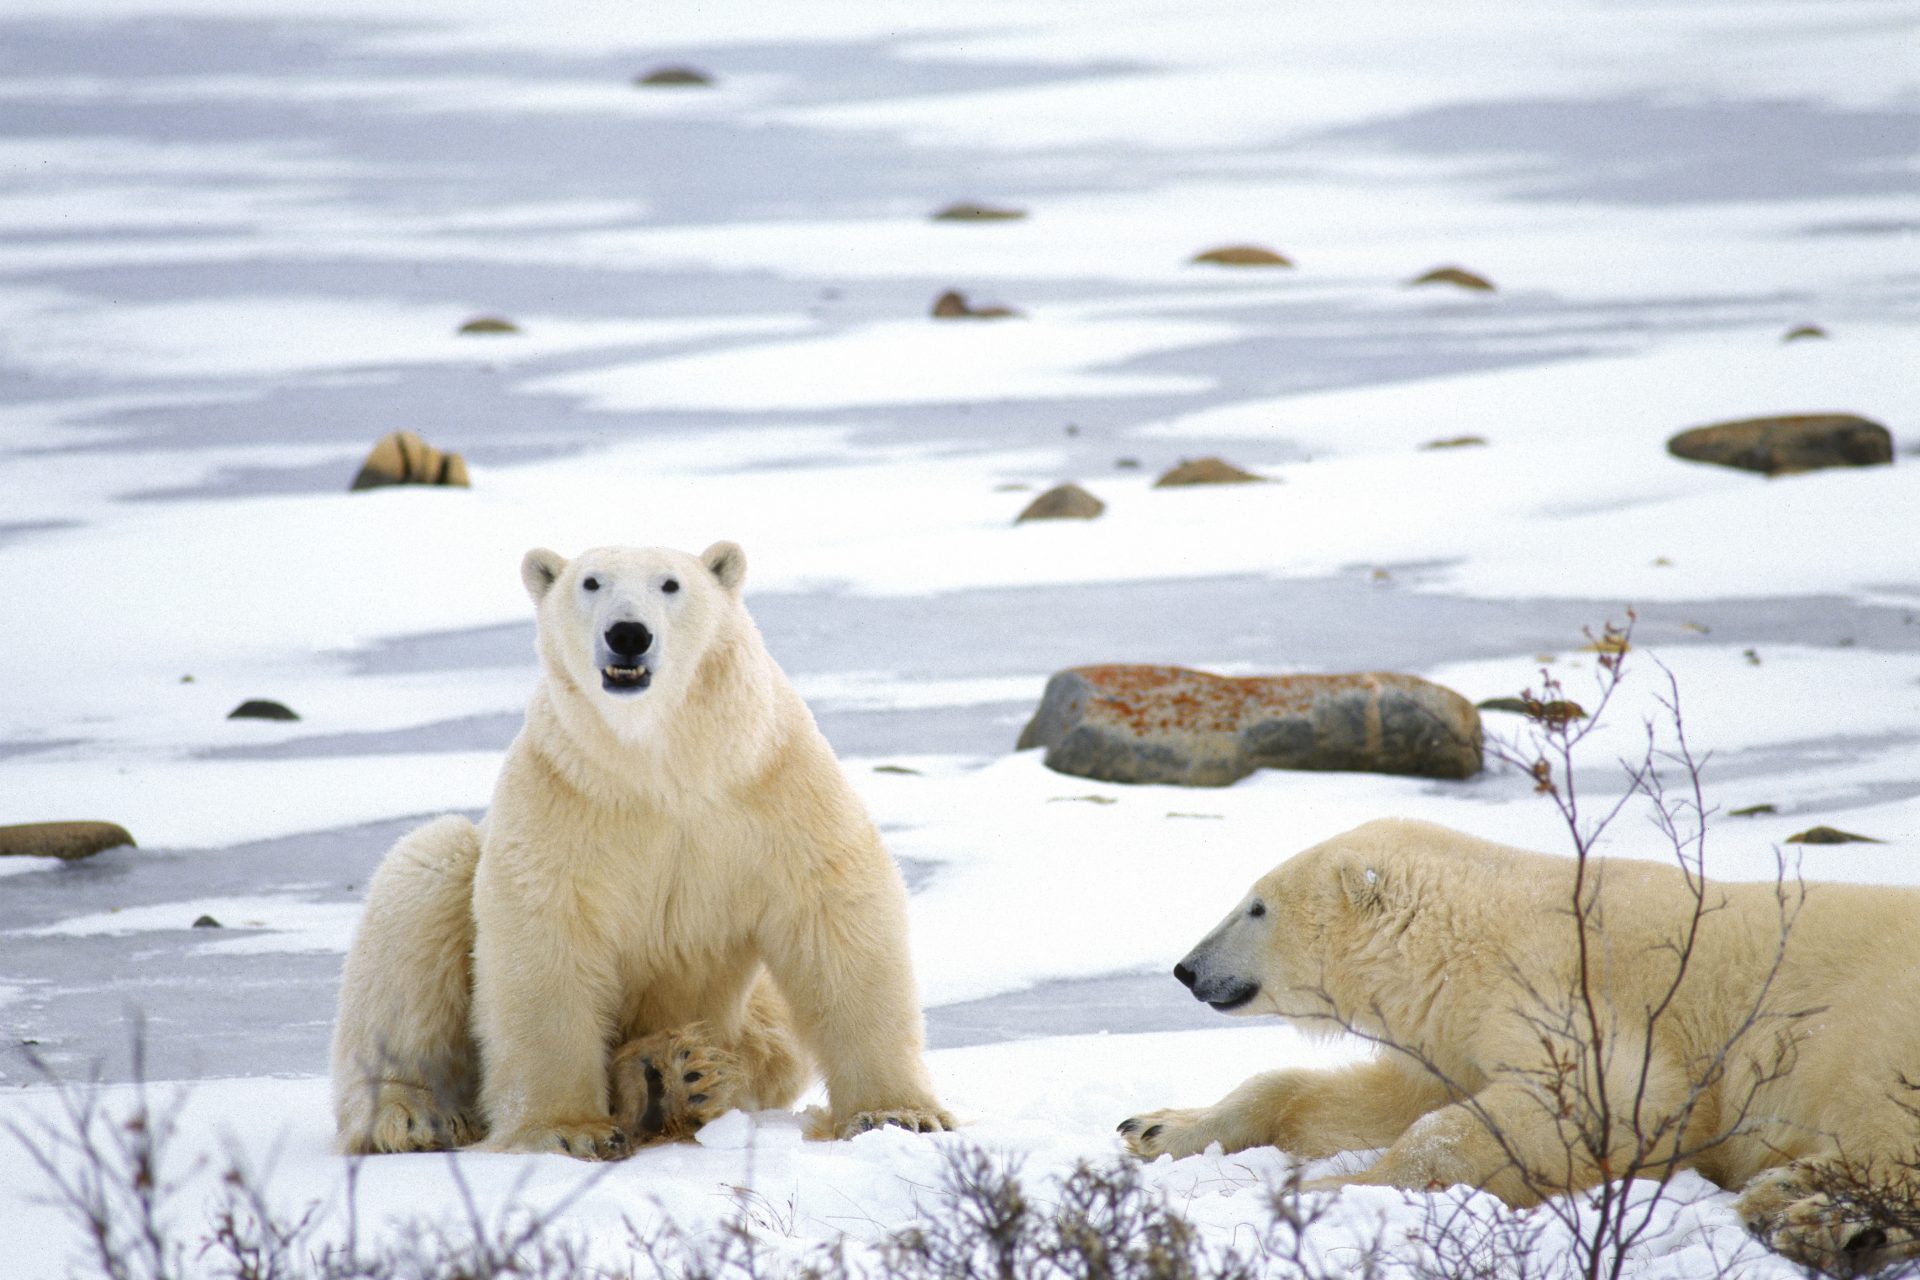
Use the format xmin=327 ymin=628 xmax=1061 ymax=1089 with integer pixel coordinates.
xmin=0 ymin=822 xmax=136 ymax=861
xmin=192 ymin=915 xmax=222 ymax=929
xmin=1190 ymin=244 xmax=1293 ymax=267
xmin=1420 ymin=435 xmax=1488 ymax=450
xmin=1048 ymin=795 xmax=1117 ymax=806
xmin=457 ymin=315 xmax=519 ymax=335
xmin=1409 ymin=266 xmax=1496 ymax=291
xmin=1652 ymin=556 xmax=1674 ymax=567
xmin=992 ymin=483 xmax=1031 ymax=492
xmin=1667 ymin=414 xmax=1893 ymax=476
xmin=872 ymin=764 xmax=922 ymax=776
xmin=1730 ymin=804 xmax=1777 ymax=817
xmin=931 ymin=202 xmax=1027 ymax=222
xmin=1475 ymin=696 xmax=1586 ymax=722
xmin=1683 ymin=622 xmax=1711 ymax=634
xmin=1786 ymin=826 xmax=1883 ymax=845
xmin=931 ymin=289 xmax=1020 ymax=320
xmin=351 ymin=431 xmax=472 ymax=491
xmin=1015 ymin=484 xmax=1104 ymax=523
xmin=1115 ymin=457 xmax=1141 ymax=470
xmin=1782 ymin=324 xmax=1828 ymax=342
xmin=1744 ymin=649 xmax=1762 ymax=666
xmin=228 ymin=699 xmax=299 ymax=721
xmin=634 ymin=65 xmax=712 ymax=87
xmin=1153 ymin=457 xmax=1264 ymax=487
xmin=1018 ymin=665 xmax=1483 ymax=786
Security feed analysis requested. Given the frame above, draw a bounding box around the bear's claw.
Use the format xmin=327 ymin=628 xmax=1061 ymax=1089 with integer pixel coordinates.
xmin=1117 ymin=1107 xmax=1214 ymax=1160
xmin=359 ymin=1082 xmax=481 ymax=1154
xmin=836 ymin=1106 xmax=955 ymax=1138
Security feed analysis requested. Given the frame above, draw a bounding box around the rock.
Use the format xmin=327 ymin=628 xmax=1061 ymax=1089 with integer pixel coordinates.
xmin=1475 ymin=696 xmax=1586 ymax=722
xmin=931 ymin=289 xmax=1020 ymax=320
xmin=634 ymin=65 xmax=712 ymax=87
xmin=1782 ymin=324 xmax=1828 ymax=342
xmin=1666 ymin=414 xmax=1893 ymax=476
xmin=1729 ymin=803 xmax=1777 ymax=817
xmin=457 ymin=315 xmax=519 ymax=334
xmin=1153 ymin=457 xmax=1265 ymax=487
xmin=932 ymin=202 xmax=1026 ymax=222
xmin=350 ymin=431 xmax=472 ymax=491
xmin=0 ymin=821 xmax=135 ymax=861
xmin=1015 ymin=484 xmax=1104 ymax=523
xmin=872 ymin=764 xmax=921 ymax=776
xmin=1018 ymin=665 xmax=1483 ymax=786
xmin=1786 ymin=825 xmax=1884 ymax=845
xmin=228 ymin=699 xmax=299 ymax=721
xmin=1191 ymin=244 xmax=1292 ymax=267
xmin=1421 ymin=435 xmax=1488 ymax=450
xmin=192 ymin=915 xmax=222 ymax=928
xmin=1409 ymin=266 xmax=1495 ymax=291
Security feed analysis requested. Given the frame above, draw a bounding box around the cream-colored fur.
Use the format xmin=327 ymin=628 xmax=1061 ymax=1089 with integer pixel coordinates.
xmin=332 ymin=541 xmax=950 ymax=1159
xmin=1120 ymin=818 xmax=1920 ymax=1271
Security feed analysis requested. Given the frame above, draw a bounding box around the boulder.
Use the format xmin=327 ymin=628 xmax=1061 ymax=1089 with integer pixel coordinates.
xmin=0 ymin=821 xmax=135 ymax=861
xmin=228 ymin=699 xmax=299 ymax=721
xmin=1015 ymin=484 xmax=1104 ymax=523
xmin=350 ymin=431 xmax=471 ymax=491
xmin=1667 ymin=414 xmax=1893 ymax=476
xmin=1153 ymin=457 xmax=1265 ymax=487
xmin=634 ymin=65 xmax=712 ymax=87
xmin=1408 ymin=266 xmax=1495 ymax=291
xmin=1018 ymin=665 xmax=1483 ymax=786
xmin=1191 ymin=244 xmax=1292 ymax=267
xmin=1786 ymin=825 xmax=1883 ymax=845
xmin=932 ymin=202 xmax=1026 ymax=222
xmin=931 ymin=289 xmax=1020 ymax=320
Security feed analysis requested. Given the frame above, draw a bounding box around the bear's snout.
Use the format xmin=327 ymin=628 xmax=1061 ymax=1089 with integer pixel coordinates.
xmin=1173 ymin=962 xmax=1196 ymax=989
xmin=605 ymin=621 xmax=654 ymax=659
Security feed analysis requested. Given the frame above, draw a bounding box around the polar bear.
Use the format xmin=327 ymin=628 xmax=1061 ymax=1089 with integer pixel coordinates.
xmin=1119 ymin=818 xmax=1920 ymax=1271
xmin=332 ymin=541 xmax=951 ymax=1158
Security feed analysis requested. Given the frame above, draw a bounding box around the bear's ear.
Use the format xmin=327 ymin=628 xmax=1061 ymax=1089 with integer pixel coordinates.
xmin=1337 ymin=860 xmax=1387 ymax=914
xmin=701 ymin=540 xmax=747 ymax=594
xmin=521 ymin=548 xmax=567 ymax=603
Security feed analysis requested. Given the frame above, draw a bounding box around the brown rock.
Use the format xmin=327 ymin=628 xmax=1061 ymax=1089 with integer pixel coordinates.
xmin=1667 ymin=414 xmax=1893 ymax=476
xmin=932 ymin=202 xmax=1027 ymax=222
xmin=634 ymin=65 xmax=712 ymax=87
xmin=457 ymin=315 xmax=520 ymax=334
xmin=1421 ymin=435 xmax=1488 ymax=450
xmin=1786 ymin=825 xmax=1884 ymax=845
xmin=1018 ymin=665 xmax=1483 ymax=786
xmin=931 ymin=289 xmax=1020 ymax=320
xmin=228 ymin=699 xmax=299 ymax=721
xmin=1015 ymin=483 xmax=1104 ymax=523
xmin=1409 ymin=266 xmax=1495 ymax=291
xmin=1782 ymin=324 xmax=1828 ymax=342
xmin=1153 ymin=457 xmax=1265 ymax=487
xmin=1191 ymin=244 xmax=1293 ymax=267
xmin=351 ymin=431 xmax=472 ymax=491
xmin=0 ymin=821 xmax=135 ymax=861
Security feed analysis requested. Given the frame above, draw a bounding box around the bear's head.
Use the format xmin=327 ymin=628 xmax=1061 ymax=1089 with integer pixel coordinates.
xmin=520 ymin=541 xmax=748 ymax=735
xmin=1172 ymin=820 xmax=1420 ymax=1031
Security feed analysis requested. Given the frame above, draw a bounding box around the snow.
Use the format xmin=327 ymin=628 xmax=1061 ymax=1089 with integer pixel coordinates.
xmin=0 ymin=0 xmax=1914 ymax=1274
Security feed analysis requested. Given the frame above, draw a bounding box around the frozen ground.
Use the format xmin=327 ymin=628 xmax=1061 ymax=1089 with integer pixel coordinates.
xmin=0 ymin=0 xmax=1915 ymax=1275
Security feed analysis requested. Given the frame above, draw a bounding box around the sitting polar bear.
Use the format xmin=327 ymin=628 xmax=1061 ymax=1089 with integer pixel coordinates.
xmin=1120 ymin=818 xmax=1920 ymax=1270
xmin=332 ymin=541 xmax=951 ymax=1157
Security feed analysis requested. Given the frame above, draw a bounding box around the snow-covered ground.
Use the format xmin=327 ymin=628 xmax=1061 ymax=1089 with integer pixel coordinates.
xmin=1 ymin=0 xmax=1914 ymax=1275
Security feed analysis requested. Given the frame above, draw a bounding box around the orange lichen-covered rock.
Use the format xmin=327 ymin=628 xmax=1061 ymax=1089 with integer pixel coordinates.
xmin=1017 ymin=665 xmax=1483 ymax=786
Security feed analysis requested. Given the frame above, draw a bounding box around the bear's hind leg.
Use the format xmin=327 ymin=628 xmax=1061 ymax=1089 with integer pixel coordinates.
xmin=331 ymin=815 xmax=484 ymax=1154
xmin=1737 ymin=1157 xmax=1920 ymax=1273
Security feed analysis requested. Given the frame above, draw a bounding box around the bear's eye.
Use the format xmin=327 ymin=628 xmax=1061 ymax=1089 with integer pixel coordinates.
xmin=662 ymin=578 xmax=680 ymax=595
xmin=582 ymin=577 xmax=600 ymax=592
xmin=1249 ymin=900 xmax=1267 ymax=918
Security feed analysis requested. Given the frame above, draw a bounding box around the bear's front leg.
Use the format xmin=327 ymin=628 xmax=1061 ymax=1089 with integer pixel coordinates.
xmin=471 ymin=861 xmax=629 ymax=1160
xmin=1120 ymin=1058 xmax=1449 ymax=1161
xmin=760 ymin=878 xmax=952 ymax=1139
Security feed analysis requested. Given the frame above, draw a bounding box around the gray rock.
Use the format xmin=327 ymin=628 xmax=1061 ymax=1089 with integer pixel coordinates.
xmin=1017 ymin=664 xmax=1483 ymax=786
xmin=0 ymin=821 xmax=135 ymax=860
xmin=1667 ymin=414 xmax=1892 ymax=476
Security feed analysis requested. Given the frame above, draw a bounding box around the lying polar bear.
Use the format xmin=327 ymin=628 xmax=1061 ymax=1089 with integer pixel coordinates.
xmin=332 ymin=541 xmax=950 ymax=1157
xmin=1120 ymin=818 xmax=1920 ymax=1270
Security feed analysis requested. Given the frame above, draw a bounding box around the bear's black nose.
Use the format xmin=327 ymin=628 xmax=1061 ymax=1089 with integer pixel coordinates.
xmin=1173 ymin=962 xmax=1196 ymax=989
xmin=605 ymin=621 xmax=653 ymax=659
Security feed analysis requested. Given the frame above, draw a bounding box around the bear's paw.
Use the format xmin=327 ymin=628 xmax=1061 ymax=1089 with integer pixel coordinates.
xmin=611 ymin=1027 xmax=743 ymax=1144
xmin=1117 ymin=1107 xmax=1221 ymax=1160
xmin=832 ymin=1105 xmax=954 ymax=1138
xmin=357 ymin=1082 xmax=482 ymax=1154
xmin=1736 ymin=1162 xmax=1917 ymax=1273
